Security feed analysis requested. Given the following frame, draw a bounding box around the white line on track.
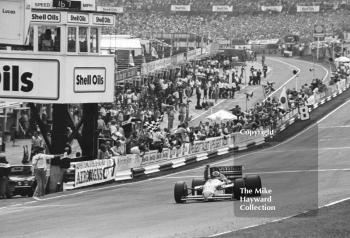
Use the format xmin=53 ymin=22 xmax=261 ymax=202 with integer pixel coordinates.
xmin=0 ymin=205 xmax=69 ymax=215
xmin=320 ymin=138 xmax=350 ymax=142
xmin=209 ymin=195 xmax=350 ymax=237
xmin=265 ymin=58 xmax=300 ymax=99
xmin=258 ymin=147 xmax=350 ymax=153
xmin=156 ymin=168 xmax=350 ymax=179
xmin=319 ymin=125 xmax=350 ymax=129
xmin=265 ymin=57 xmax=329 ymax=101
xmin=286 ymin=58 xmax=329 ymax=82
xmin=24 ymin=201 xmax=37 ymax=204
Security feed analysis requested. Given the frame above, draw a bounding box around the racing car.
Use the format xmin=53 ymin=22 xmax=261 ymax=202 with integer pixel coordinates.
xmin=6 ymin=165 xmax=36 ymax=198
xmin=174 ymin=165 xmax=261 ymax=203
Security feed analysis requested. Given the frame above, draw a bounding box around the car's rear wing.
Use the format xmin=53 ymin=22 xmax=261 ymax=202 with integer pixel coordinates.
xmin=207 ymin=165 xmax=243 ymax=180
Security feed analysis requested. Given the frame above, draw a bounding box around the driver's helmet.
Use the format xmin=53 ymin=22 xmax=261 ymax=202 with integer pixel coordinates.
xmin=212 ymin=171 xmax=220 ymax=178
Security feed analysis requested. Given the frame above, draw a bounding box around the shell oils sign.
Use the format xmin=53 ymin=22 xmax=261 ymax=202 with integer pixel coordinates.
xmin=0 ymin=58 xmax=59 ymax=100
xmin=0 ymin=54 xmax=114 ymax=103
xmin=74 ymin=67 xmax=106 ymax=93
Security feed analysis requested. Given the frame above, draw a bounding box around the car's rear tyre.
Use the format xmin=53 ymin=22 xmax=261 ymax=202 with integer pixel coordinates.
xmin=244 ymin=175 xmax=262 ymax=197
xmin=191 ymin=178 xmax=205 ymax=195
xmin=174 ymin=181 xmax=187 ymax=203
xmin=233 ymin=178 xmax=245 ymax=200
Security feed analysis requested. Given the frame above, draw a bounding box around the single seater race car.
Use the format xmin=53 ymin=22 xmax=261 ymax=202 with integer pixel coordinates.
xmin=6 ymin=165 xmax=36 ymax=198
xmin=174 ymin=165 xmax=261 ymax=203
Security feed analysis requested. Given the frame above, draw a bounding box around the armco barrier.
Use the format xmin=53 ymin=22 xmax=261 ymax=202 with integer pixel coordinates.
xmin=131 ymin=137 xmax=266 ymax=178
xmin=140 ymin=134 xmax=235 ymax=167
xmin=308 ymin=78 xmax=350 ymax=112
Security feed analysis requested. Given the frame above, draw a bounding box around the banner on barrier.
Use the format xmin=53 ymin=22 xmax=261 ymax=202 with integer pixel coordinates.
xmin=171 ymin=5 xmax=190 ymax=12
xmin=208 ymin=137 xmax=222 ymax=151
xmin=213 ymin=5 xmax=233 ymax=12
xmin=183 ymin=143 xmax=190 ymax=156
xmin=141 ymin=58 xmax=172 ymax=75
xmin=222 ymin=136 xmax=229 ymax=147
xmin=97 ymin=6 xmax=124 ymax=13
xmin=187 ymin=50 xmax=197 ymax=61
xmin=261 ymin=6 xmax=283 ymax=12
xmin=114 ymin=154 xmax=142 ymax=171
xmin=296 ymin=5 xmax=320 ymax=12
xmin=190 ymin=140 xmax=208 ymax=154
xmin=74 ymin=159 xmax=116 ymax=188
xmin=337 ymin=79 xmax=346 ymax=90
xmin=141 ymin=149 xmax=170 ymax=166
xmin=307 ymin=95 xmax=316 ymax=105
xmin=169 ymin=147 xmax=177 ymax=159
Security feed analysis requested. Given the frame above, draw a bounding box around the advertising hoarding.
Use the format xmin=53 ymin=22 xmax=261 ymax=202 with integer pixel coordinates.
xmin=67 ymin=13 xmax=89 ymax=24
xmin=261 ymin=6 xmax=283 ymax=12
xmin=30 ymin=0 xmax=53 ymax=9
xmin=0 ymin=58 xmax=59 ymax=100
xmin=212 ymin=6 xmax=233 ymax=12
xmin=97 ymin=6 xmax=123 ymax=13
xmin=74 ymin=159 xmax=116 ymax=188
xmin=74 ymin=67 xmax=106 ymax=93
xmin=0 ymin=0 xmax=31 ymax=45
xmin=171 ymin=5 xmax=191 ymax=12
xmin=313 ymin=24 xmax=325 ymax=38
xmin=0 ymin=53 xmax=115 ymax=103
xmin=297 ymin=5 xmax=320 ymax=12
xmin=80 ymin=0 xmax=95 ymax=11
xmin=92 ymin=14 xmax=115 ymax=25
xmin=31 ymin=11 xmax=61 ymax=23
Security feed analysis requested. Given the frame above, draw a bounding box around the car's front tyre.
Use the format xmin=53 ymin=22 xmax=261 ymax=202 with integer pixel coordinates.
xmin=174 ymin=181 xmax=188 ymax=203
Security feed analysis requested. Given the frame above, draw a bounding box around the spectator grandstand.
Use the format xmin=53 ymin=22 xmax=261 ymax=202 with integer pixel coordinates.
xmin=111 ymin=11 xmax=349 ymax=42
xmin=97 ymin=0 xmax=350 ymax=42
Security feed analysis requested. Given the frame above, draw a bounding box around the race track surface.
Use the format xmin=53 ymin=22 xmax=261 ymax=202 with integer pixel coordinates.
xmin=1 ymin=57 xmax=349 ymax=238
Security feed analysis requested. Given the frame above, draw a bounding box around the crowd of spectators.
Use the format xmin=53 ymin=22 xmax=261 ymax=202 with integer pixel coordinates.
xmin=109 ymin=10 xmax=350 ymax=42
xmin=98 ymin=0 xmax=350 ymax=13
xmin=330 ymin=61 xmax=350 ymax=84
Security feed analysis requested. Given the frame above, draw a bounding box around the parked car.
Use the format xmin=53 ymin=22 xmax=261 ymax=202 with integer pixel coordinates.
xmin=7 ymin=165 xmax=36 ymax=198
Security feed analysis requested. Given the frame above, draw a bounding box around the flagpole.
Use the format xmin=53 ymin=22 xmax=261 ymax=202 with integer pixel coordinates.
xmin=316 ymin=37 xmax=320 ymax=60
